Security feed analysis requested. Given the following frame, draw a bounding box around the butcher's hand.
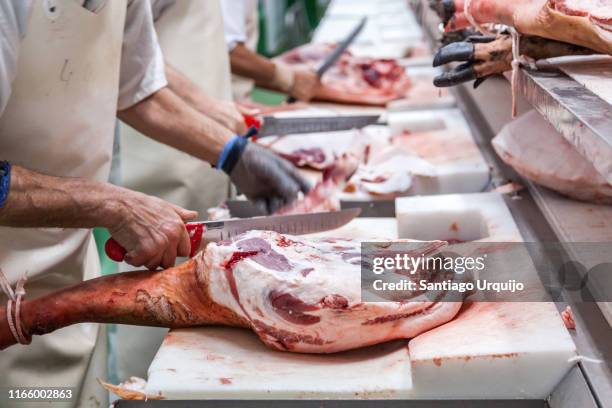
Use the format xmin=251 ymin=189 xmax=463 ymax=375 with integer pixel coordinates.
xmin=289 ymin=68 xmax=321 ymax=102
xmin=107 ymin=190 xmax=198 ymax=270
xmin=217 ymin=137 xmax=311 ymax=214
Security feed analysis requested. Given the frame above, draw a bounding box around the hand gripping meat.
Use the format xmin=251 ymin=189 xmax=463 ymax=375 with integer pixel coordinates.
xmin=0 ymin=231 xmax=462 ymax=353
xmin=432 ymin=33 xmax=595 ymax=87
xmin=430 ymin=0 xmax=612 ymax=55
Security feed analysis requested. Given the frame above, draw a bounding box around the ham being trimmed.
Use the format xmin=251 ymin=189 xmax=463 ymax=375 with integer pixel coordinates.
xmin=0 ymin=232 xmax=462 ymax=353
xmin=279 ymin=43 xmax=412 ymax=106
xmin=492 ymin=111 xmax=612 ymax=203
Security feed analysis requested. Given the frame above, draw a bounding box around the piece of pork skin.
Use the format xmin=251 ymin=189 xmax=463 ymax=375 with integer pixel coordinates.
xmin=448 ymin=0 xmax=612 ymax=54
xmin=0 ymin=232 xmax=461 ymax=353
xmin=493 ymin=111 xmax=612 ymax=204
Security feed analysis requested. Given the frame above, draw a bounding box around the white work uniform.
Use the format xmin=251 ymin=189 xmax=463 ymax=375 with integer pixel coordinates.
xmin=220 ymin=0 xmax=260 ymax=100
xmin=0 ymin=1 xmax=166 ymax=406
xmin=120 ymin=0 xmax=233 ymax=220
xmin=116 ymin=0 xmax=234 ymax=380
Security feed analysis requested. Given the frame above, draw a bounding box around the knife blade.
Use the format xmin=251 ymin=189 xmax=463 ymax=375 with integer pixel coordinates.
xmin=104 ymin=208 xmax=361 ymax=262
xmin=287 ymin=16 xmax=368 ymax=103
xmin=255 ymin=115 xmax=381 ymax=138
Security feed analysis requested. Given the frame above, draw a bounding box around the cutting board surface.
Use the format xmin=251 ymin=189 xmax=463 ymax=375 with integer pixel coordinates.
xmin=146 ymin=328 xmax=412 ymax=399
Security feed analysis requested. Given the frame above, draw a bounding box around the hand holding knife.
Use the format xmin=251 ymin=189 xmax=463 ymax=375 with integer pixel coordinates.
xmin=105 ymin=209 xmax=361 ymax=262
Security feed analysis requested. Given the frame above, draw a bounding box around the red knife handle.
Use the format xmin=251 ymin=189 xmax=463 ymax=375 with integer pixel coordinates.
xmin=243 ymin=114 xmax=262 ymax=130
xmin=104 ymin=223 xmax=205 ymax=263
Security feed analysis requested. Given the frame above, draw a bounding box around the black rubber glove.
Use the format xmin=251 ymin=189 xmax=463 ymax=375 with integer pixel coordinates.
xmin=218 ymin=136 xmax=311 ymax=214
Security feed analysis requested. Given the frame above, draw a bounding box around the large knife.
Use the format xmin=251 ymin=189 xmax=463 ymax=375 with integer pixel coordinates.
xmin=105 ymin=208 xmax=361 ymax=262
xmin=248 ymin=115 xmax=381 ymax=138
xmin=287 ymin=16 xmax=368 ymax=103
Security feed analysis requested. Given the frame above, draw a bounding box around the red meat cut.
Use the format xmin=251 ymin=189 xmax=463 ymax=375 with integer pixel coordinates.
xmin=279 ymin=43 xmax=412 ymax=106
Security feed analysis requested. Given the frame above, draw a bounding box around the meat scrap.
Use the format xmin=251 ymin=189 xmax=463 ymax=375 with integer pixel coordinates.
xmin=0 ymin=231 xmax=461 ymax=354
xmin=493 ymin=111 xmax=612 ymax=204
xmin=278 ymin=43 xmax=412 ymax=106
xmin=275 ymin=152 xmax=361 ymax=215
xmin=561 ymin=306 xmax=576 ymax=330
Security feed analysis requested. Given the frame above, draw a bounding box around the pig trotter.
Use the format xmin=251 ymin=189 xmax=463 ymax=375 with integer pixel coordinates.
xmin=433 ymin=34 xmax=595 ymax=88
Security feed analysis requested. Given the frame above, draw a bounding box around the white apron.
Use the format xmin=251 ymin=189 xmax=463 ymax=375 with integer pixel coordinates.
xmin=115 ymin=0 xmax=235 ymax=381
xmin=0 ymin=1 xmax=126 ymax=406
xmin=120 ymin=0 xmax=234 ymax=215
xmin=231 ymin=0 xmax=260 ymax=101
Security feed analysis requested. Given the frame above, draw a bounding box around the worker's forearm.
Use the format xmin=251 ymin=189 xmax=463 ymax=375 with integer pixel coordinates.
xmin=164 ymin=64 xmax=246 ymax=134
xmin=229 ymin=44 xmax=276 ymax=84
xmin=165 ymin=64 xmax=218 ymax=113
xmin=0 ymin=165 xmax=121 ymax=229
xmin=118 ymin=87 xmax=234 ymax=165
xmin=229 ymin=44 xmax=291 ymax=92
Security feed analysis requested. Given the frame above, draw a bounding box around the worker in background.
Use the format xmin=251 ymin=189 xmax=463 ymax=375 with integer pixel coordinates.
xmin=116 ymin=0 xmax=250 ymax=382
xmin=0 ymin=1 xmax=308 ymax=406
xmin=220 ymin=0 xmax=322 ymax=102
xmin=121 ymin=0 xmax=251 ymax=215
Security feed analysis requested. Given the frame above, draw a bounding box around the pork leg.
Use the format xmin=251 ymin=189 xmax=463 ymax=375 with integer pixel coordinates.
xmin=0 ymin=256 xmax=247 ymax=350
xmin=432 ymin=0 xmax=612 ymax=55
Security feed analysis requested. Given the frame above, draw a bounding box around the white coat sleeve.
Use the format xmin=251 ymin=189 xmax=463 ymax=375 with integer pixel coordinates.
xmin=0 ymin=0 xmax=32 ymax=114
xmin=219 ymin=0 xmax=247 ymax=51
xmin=118 ymin=0 xmax=168 ymax=110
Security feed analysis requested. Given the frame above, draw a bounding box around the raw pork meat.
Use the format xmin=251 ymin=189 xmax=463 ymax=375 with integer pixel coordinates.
xmin=345 ymin=147 xmax=437 ymax=198
xmin=276 ymin=152 xmax=361 ymax=215
xmin=442 ymin=0 xmax=612 ymax=54
xmin=492 ymin=111 xmax=612 ymax=203
xmin=0 ymin=232 xmax=462 ymax=353
xmin=279 ymin=43 xmax=412 ymax=106
xmin=258 ymin=129 xmax=369 ymax=170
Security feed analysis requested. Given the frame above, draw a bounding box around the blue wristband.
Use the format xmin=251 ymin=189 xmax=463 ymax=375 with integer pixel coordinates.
xmin=216 ymin=136 xmax=240 ymax=170
xmin=0 ymin=161 xmax=11 ymax=209
xmin=216 ymin=136 xmax=248 ymax=174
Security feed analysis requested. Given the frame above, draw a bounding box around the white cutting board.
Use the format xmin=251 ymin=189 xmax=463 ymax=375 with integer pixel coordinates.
xmin=145 ymin=193 xmax=576 ymax=399
xmin=146 ymin=329 xmax=411 ymax=399
xmin=396 ymin=193 xmax=576 ymax=398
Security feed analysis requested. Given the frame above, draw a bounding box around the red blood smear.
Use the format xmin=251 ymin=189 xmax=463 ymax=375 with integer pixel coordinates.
xmin=223 ymin=251 xmax=260 ymax=271
xmin=269 ymin=291 xmax=321 ymax=325
xmin=276 ymin=236 xmax=296 ymax=248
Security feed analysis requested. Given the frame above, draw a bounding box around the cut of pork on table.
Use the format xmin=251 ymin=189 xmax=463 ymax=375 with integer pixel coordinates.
xmin=279 ymin=43 xmax=412 ymax=106
xmin=436 ymin=0 xmax=612 ymax=54
xmin=493 ymin=110 xmax=612 ymax=204
xmin=0 ymin=232 xmax=461 ymax=353
xmin=257 ymin=128 xmax=372 ymax=170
